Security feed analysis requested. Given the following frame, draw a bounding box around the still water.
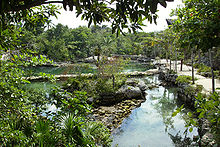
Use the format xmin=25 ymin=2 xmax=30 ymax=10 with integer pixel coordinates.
xmin=111 ymin=76 xmax=198 ymax=147
xmin=27 ymin=63 xmax=198 ymax=146
xmin=26 ymin=61 xmax=153 ymax=76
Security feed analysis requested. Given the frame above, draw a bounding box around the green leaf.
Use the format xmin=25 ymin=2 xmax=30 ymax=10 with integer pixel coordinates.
xmin=172 ymin=111 xmax=178 ymax=117
xmin=22 ymin=79 xmax=31 ymax=84
xmin=189 ymin=127 xmax=193 ymax=132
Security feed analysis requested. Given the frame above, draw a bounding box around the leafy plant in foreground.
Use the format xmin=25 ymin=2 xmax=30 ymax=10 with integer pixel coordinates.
xmin=172 ymin=92 xmax=220 ymax=145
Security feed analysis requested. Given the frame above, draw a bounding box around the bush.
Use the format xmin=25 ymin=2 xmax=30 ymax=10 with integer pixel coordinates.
xmin=197 ymin=64 xmax=211 ymax=73
xmin=62 ymin=78 xmax=82 ymax=92
xmin=175 ymin=75 xmax=193 ymax=84
xmin=196 ymin=63 xmax=220 ymax=78
xmin=0 ymin=55 xmax=112 ymax=146
xmin=172 ymin=92 xmax=220 ymax=146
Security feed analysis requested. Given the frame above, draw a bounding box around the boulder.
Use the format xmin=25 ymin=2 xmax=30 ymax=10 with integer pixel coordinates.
xmin=117 ymin=85 xmax=145 ymax=100
xmin=137 ymin=80 xmax=147 ymax=91
xmin=95 ymin=79 xmax=147 ymax=106
xmin=125 ymin=78 xmax=139 ymax=86
xmin=125 ymin=78 xmax=147 ymax=91
xmin=98 ymin=92 xmax=124 ymax=106
xmin=158 ymin=72 xmax=178 ymax=85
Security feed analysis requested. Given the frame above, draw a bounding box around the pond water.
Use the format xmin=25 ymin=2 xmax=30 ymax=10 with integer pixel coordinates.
xmin=26 ymin=62 xmax=198 ymax=146
xmin=26 ymin=61 xmax=153 ymax=76
xmin=111 ymin=75 xmax=198 ymax=147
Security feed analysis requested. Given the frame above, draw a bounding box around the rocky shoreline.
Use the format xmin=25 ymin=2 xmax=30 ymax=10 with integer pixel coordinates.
xmin=88 ymin=78 xmax=150 ymax=132
xmin=91 ymin=99 xmax=145 ymax=132
xmin=157 ymin=66 xmax=217 ymax=146
xmin=88 ymin=74 xmax=161 ymax=133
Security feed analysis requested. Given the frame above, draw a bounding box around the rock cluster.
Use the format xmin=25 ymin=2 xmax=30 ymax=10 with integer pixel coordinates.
xmin=159 ymin=71 xmax=195 ymax=105
xmin=158 ymin=72 xmax=178 ymax=85
xmin=91 ymin=99 xmax=145 ymax=132
xmin=158 ymin=69 xmax=216 ymax=146
xmin=96 ymin=79 xmax=147 ymax=106
xmin=88 ymin=76 xmax=165 ymax=133
xmin=198 ymin=118 xmax=216 ymax=146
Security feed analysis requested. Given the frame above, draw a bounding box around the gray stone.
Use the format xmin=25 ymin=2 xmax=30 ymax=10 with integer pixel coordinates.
xmin=125 ymin=78 xmax=139 ymax=86
xmin=125 ymin=79 xmax=147 ymax=91
xmin=137 ymin=80 xmax=147 ymax=91
xmin=117 ymin=85 xmax=145 ymax=100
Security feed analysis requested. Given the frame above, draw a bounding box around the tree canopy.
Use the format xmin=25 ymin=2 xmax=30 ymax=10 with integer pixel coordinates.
xmin=171 ymin=0 xmax=220 ymax=51
xmin=1 ymin=0 xmax=174 ymax=34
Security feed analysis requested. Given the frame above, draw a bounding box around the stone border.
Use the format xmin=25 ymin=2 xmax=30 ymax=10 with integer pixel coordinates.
xmin=90 ymin=99 xmax=145 ymax=132
xmin=158 ymin=69 xmax=217 ymax=146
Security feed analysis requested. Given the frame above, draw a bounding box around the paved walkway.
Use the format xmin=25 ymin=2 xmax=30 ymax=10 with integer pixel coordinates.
xmin=158 ymin=59 xmax=220 ymax=93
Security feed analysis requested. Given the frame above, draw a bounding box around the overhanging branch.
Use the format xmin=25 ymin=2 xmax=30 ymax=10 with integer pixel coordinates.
xmin=4 ymin=0 xmax=63 ymax=13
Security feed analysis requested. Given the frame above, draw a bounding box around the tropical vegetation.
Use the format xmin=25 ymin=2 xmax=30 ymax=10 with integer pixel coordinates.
xmin=0 ymin=0 xmax=220 ymax=146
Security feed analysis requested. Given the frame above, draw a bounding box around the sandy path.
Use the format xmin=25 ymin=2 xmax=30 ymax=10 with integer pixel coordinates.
xmin=158 ymin=59 xmax=220 ymax=93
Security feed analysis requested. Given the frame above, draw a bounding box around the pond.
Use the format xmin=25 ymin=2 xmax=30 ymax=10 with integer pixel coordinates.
xmin=111 ymin=75 xmax=198 ymax=147
xmin=26 ymin=62 xmax=198 ymax=146
xmin=26 ymin=61 xmax=154 ymax=76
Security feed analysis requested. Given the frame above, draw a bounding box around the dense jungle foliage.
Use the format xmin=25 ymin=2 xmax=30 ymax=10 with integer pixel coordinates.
xmin=0 ymin=0 xmax=220 ymax=146
xmin=19 ymin=23 xmax=170 ymax=62
xmin=0 ymin=0 xmax=174 ymax=145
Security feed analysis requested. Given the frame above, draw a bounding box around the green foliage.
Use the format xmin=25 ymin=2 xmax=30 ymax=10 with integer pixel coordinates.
xmin=196 ymin=64 xmax=211 ymax=73
xmin=25 ymin=23 xmax=160 ymax=61
xmin=183 ymin=84 xmax=203 ymax=96
xmin=84 ymin=121 xmax=112 ymax=146
xmin=193 ymin=92 xmax=220 ymax=144
xmin=35 ymin=120 xmax=59 ymax=146
xmin=0 ymin=54 xmax=112 ymax=146
xmin=168 ymin=70 xmax=177 ymax=74
xmin=62 ymin=58 xmax=128 ymax=100
xmin=0 ymin=54 xmax=58 ymax=146
xmin=95 ymin=57 xmax=128 ymax=94
xmin=1 ymin=0 xmax=173 ymax=36
xmin=172 ymin=105 xmax=184 ymax=117
xmin=172 ymin=92 xmax=220 ymax=145
xmin=0 ymin=19 xmax=111 ymax=147
xmin=175 ymin=75 xmax=193 ymax=84
xmin=171 ymin=0 xmax=220 ymax=51
xmin=194 ymin=63 xmax=220 ymax=78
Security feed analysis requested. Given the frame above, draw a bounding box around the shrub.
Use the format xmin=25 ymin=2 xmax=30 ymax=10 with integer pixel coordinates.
xmin=197 ymin=64 xmax=211 ymax=73
xmin=172 ymin=92 xmax=220 ymax=146
xmin=175 ymin=75 xmax=193 ymax=84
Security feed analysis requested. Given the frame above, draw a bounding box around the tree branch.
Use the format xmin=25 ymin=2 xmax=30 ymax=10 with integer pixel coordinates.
xmin=5 ymin=1 xmax=63 ymax=13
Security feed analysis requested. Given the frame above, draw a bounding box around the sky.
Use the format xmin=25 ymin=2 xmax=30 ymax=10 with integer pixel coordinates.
xmin=51 ymin=0 xmax=184 ymax=32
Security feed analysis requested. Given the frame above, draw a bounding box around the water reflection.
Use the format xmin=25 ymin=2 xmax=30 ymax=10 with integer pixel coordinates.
xmin=112 ymin=76 xmax=198 ymax=147
xmin=26 ymin=61 xmax=153 ymax=76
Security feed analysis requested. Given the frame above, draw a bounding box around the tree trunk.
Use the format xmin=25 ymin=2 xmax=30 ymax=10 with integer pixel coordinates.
xmin=198 ymin=49 xmax=201 ymax=65
xmin=170 ymin=43 xmax=172 ymax=71
xmin=154 ymin=47 xmax=156 ymax=59
xmin=180 ymin=59 xmax=183 ymax=71
xmin=191 ymin=50 xmax=195 ymax=84
xmin=166 ymin=44 xmax=168 ymax=64
xmin=175 ymin=47 xmax=177 ymax=73
xmin=170 ymin=59 xmax=172 ymax=71
xmin=112 ymin=74 xmax=115 ymax=89
xmin=209 ymin=48 xmax=215 ymax=93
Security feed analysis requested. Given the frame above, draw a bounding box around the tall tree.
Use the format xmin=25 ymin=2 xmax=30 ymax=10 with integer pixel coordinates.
xmin=172 ymin=0 xmax=220 ymax=92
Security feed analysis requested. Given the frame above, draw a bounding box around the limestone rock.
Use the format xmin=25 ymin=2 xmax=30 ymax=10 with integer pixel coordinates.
xmin=117 ymin=85 xmax=145 ymax=100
